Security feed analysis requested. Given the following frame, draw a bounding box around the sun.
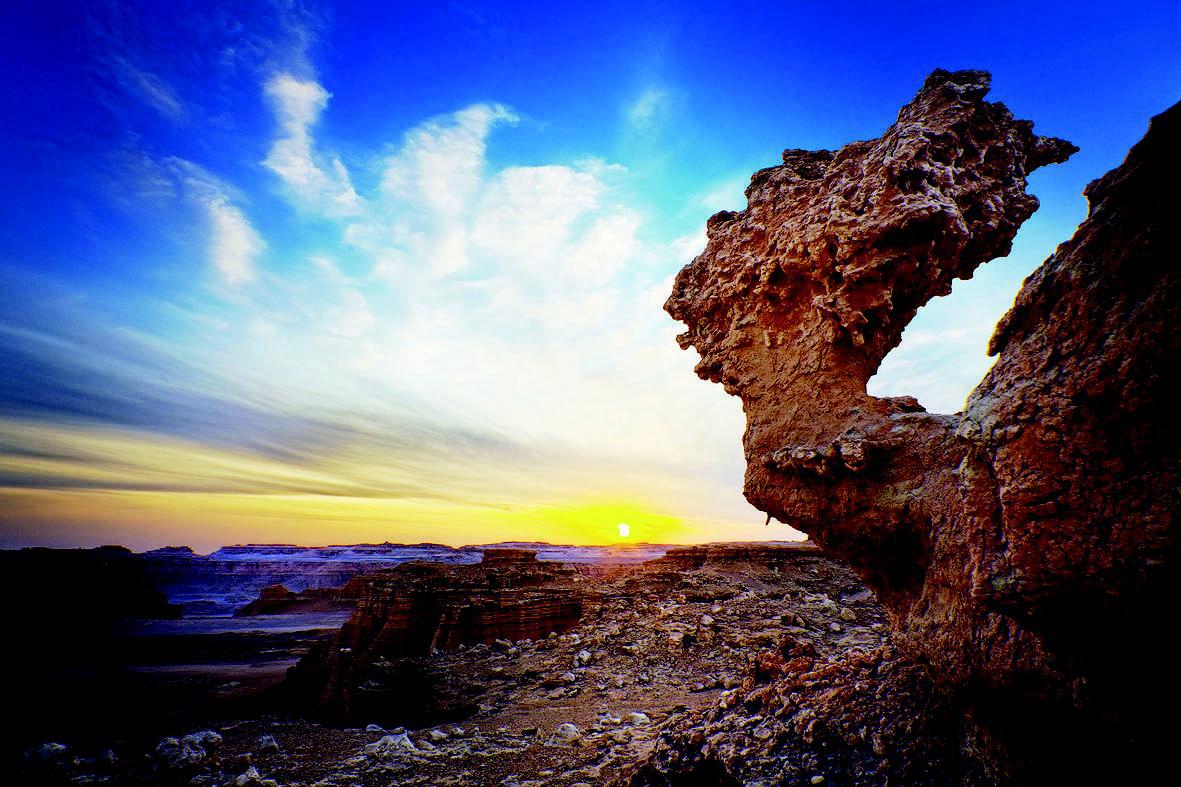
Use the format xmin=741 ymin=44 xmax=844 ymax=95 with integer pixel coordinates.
xmin=617 ymin=522 xmax=630 ymax=539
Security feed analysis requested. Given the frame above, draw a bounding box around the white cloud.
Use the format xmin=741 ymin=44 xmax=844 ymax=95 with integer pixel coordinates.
xmin=206 ymin=197 xmax=264 ymax=286
xmin=669 ymin=231 xmax=706 ymax=265
xmin=199 ymin=91 xmax=760 ymax=531
xmin=330 ymin=289 xmax=375 ymax=338
xmin=381 ymin=103 xmax=517 ymax=215
xmin=564 ymin=213 xmax=642 ymax=287
xmin=471 ymin=165 xmax=605 ymax=271
xmin=697 ymin=177 xmax=749 ymax=213
xmin=262 ymin=73 xmax=362 ymax=216
xmin=627 ymin=87 xmax=670 ymax=131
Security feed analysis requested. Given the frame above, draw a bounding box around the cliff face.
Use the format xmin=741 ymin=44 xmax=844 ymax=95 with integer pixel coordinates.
xmin=646 ymin=541 xmax=819 ymax=571
xmin=289 ymin=549 xmax=593 ymax=721
xmin=338 ymin=549 xmax=588 ymax=656
xmin=666 ymin=68 xmax=1179 ymax=776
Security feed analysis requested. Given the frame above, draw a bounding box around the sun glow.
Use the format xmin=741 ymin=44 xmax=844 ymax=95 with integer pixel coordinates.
xmin=617 ymin=522 xmax=630 ymax=539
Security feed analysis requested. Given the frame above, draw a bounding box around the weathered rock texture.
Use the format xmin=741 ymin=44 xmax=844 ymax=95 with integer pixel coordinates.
xmin=667 ymin=68 xmax=1179 ymax=778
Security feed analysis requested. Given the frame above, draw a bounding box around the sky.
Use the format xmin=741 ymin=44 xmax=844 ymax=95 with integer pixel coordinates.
xmin=1 ymin=1 xmax=1179 ymax=552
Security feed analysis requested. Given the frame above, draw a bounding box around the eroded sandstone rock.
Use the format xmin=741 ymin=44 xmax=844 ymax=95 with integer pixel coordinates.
xmin=666 ymin=68 xmax=1179 ymax=778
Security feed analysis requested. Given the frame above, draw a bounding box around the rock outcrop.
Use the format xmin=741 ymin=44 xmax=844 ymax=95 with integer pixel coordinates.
xmin=287 ymin=549 xmax=594 ymax=722
xmin=0 ymin=545 xmax=182 ymax=624
xmin=337 ymin=549 xmax=589 ymax=656
xmin=644 ymin=541 xmax=820 ymax=571
xmin=665 ymin=68 xmax=1179 ymax=780
xmin=233 ymin=581 xmax=363 ymax=616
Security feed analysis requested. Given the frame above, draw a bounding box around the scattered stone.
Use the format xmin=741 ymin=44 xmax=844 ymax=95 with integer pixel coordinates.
xmin=155 ymin=731 xmax=222 ymax=770
xmin=235 ymin=766 xmax=261 ymax=786
xmin=548 ymin=723 xmax=582 ymax=747
xmin=35 ymin=742 xmax=69 ymax=762
xmin=257 ymin=734 xmax=280 ymax=755
xmin=362 ymin=733 xmax=416 ymax=757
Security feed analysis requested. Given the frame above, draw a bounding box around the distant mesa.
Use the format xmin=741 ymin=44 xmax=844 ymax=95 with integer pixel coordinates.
xmin=478 ymin=547 xmax=540 ymax=566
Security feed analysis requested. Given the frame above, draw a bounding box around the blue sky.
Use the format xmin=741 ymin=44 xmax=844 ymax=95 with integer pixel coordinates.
xmin=1 ymin=1 xmax=1179 ymax=550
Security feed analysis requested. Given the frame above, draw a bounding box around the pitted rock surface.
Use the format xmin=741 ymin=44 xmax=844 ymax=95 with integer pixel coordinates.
xmin=667 ymin=67 xmax=1179 ymax=779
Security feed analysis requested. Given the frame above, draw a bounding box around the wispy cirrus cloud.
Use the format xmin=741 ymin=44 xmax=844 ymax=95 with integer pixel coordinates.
xmin=0 ymin=263 xmax=758 ymax=552
xmin=0 ymin=58 xmax=773 ymax=550
xmin=626 ymin=87 xmax=672 ymax=131
xmin=125 ymin=156 xmax=267 ymax=288
xmin=108 ymin=55 xmax=185 ymax=120
xmin=206 ymin=197 xmax=264 ymax=286
xmin=262 ymin=74 xmax=362 ymax=216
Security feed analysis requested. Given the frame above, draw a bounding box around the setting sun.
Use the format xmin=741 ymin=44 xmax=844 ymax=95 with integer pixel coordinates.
xmin=617 ymin=522 xmax=630 ymax=539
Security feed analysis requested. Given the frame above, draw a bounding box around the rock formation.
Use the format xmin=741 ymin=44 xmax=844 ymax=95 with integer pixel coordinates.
xmin=339 ymin=549 xmax=589 ymax=655
xmin=645 ymin=541 xmax=820 ymax=571
xmin=666 ymin=68 xmax=1179 ymax=779
xmin=287 ymin=549 xmax=595 ymax=722
xmin=233 ymin=581 xmax=363 ymax=616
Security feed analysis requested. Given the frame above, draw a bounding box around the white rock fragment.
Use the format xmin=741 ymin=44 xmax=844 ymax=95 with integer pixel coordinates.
xmin=548 ymin=723 xmax=582 ymax=747
xmin=257 ymin=734 xmax=280 ymax=755
xmin=362 ymin=733 xmax=417 ymax=757
xmin=235 ymin=766 xmax=261 ymax=787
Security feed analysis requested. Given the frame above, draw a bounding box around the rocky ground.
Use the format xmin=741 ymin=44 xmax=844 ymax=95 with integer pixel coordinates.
xmin=17 ymin=545 xmax=892 ymax=786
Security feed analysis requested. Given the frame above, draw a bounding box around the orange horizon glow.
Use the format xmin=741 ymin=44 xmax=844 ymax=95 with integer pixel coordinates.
xmin=1 ymin=476 xmax=804 ymax=554
xmin=0 ymin=414 xmax=806 ymax=552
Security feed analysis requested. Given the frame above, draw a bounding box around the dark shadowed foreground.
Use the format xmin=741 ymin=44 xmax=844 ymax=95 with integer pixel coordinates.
xmin=14 ymin=543 xmax=889 ymax=785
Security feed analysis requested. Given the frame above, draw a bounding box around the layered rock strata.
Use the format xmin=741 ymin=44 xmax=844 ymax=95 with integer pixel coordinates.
xmin=645 ymin=541 xmax=819 ymax=571
xmin=288 ymin=549 xmax=594 ymax=721
xmin=665 ymin=68 xmax=1179 ymax=779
